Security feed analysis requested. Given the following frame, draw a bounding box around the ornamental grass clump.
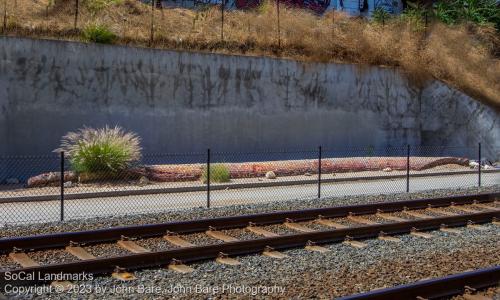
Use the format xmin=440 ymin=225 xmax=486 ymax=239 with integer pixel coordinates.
xmin=201 ymin=164 xmax=231 ymax=183
xmin=57 ymin=126 xmax=142 ymax=176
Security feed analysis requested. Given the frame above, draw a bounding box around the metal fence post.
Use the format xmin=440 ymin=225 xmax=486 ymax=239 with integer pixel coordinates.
xmin=150 ymin=0 xmax=155 ymax=46
xmin=478 ymin=142 xmax=481 ymax=187
xmin=221 ymin=0 xmax=224 ymax=41
xmin=276 ymin=0 xmax=281 ymax=48
xmin=74 ymin=0 xmax=79 ymax=29
xmin=318 ymin=146 xmax=322 ymax=199
xmin=60 ymin=151 xmax=65 ymax=221
xmin=2 ymin=0 xmax=7 ymax=33
xmin=207 ymin=148 xmax=211 ymax=208
xmin=406 ymin=144 xmax=410 ymax=193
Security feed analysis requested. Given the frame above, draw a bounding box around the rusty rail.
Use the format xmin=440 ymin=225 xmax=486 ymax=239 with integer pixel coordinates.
xmin=338 ymin=266 xmax=500 ymax=299
xmin=0 ymin=192 xmax=497 ymax=253
xmin=1 ymin=210 xmax=498 ymax=286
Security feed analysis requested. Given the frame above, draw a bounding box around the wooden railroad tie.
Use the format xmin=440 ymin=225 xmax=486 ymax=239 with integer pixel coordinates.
xmin=439 ymin=224 xmax=461 ymax=234
xmin=246 ymin=223 xmax=280 ymax=237
xmin=375 ymin=210 xmax=407 ymax=222
xmin=315 ymin=216 xmax=348 ymax=228
xmin=378 ymin=231 xmax=401 ymax=243
xmin=347 ymin=213 xmax=379 ymax=225
xmin=164 ymin=232 xmax=196 ymax=247
xmin=9 ymin=251 xmax=74 ymax=289
xmin=402 ymin=208 xmax=432 ymax=219
xmin=426 ymin=206 xmax=459 ymax=216
xmin=450 ymin=203 xmax=481 ymax=213
xmin=206 ymin=227 xmax=239 ymax=242
xmin=262 ymin=246 xmax=288 ymax=259
xmin=466 ymin=221 xmax=487 ymax=231
xmin=168 ymin=259 xmax=194 ymax=273
xmin=304 ymin=241 xmax=330 ymax=253
xmin=65 ymin=246 xmax=96 ymax=260
xmin=342 ymin=236 xmax=367 ymax=248
xmin=463 ymin=286 xmax=493 ymax=300
xmin=216 ymin=252 xmax=240 ymax=266
xmin=410 ymin=228 xmax=433 ymax=239
xmin=472 ymin=201 xmax=498 ymax=210
xmin=117 ymin=239 xmax=150 ymax=254
xmin=112 ymin=266 xmax=136 ymax=281
xmin=284 ymin=219 xmax=315 ymax=233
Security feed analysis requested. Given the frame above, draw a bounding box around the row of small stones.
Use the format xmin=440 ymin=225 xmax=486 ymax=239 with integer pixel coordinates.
xmin=1 ymin=185 xmax=499 ymax=239
xmin=0 ymin=201 xmax=497 ymax=269
xmin=9 ymin=222 xmax=500 ymax=299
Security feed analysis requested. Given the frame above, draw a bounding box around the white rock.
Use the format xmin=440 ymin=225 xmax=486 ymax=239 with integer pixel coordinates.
xmin=304 ymin=172 xmax=312 ymax=176
xmin=47 ymin=172 xmax=58 ymax=181
xmin=383 ymin=167 xmax=392 ymax=172
xmin=469 ymin=161 xmax=479 ymax=168
xmin=265 ymin=171 xmax=277 ymax=179
xmin=483 ymin=165 xmax=494 ymax=170
xmin=63 ymin=181 xmax=73 ymax=188
xmin=5 ymin=178 xmax=19 ymax=184
xmin=138 ymin=176 xmax=150 ymax=185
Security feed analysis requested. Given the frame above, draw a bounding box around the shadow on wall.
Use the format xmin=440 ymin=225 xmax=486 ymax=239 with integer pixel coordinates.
xmin=0 ymin=37 xmax=498 ymax=162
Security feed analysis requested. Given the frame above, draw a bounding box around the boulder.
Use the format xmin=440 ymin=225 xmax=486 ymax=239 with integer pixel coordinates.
xmin=469 ymin=161 xmax=480 ymax=169
xmin=138 ymin=176 xmax=150 ymax=186
xmin=383 ymin=167 xmax=392 ymax=172
xmin=265 ymin=171 xmax=277 ymax=179
xmin=63 ymin=181 xmax=73 ymax=188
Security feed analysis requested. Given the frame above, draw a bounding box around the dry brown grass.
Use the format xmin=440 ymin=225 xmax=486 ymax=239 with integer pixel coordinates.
xmin=3 ymin=0 xmax=499 ymax=108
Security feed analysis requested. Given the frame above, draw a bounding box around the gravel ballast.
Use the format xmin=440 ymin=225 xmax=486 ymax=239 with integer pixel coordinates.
xmin=1 ymin=185 xmax=498 ymax=238
xmin=4 ymin=223 xmax=497 ymax=299
xmin=0 ymin=186 xmax=498 ymax=299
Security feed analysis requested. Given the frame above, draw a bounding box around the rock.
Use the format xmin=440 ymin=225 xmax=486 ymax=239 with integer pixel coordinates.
xmin=483 ymin=165 xmax=494 ymax=170
xmin=469 ymin=161 xmax=479 ymax=169
xmin=138 ymin=176 xmax=150 ymax=186
xmin=383 ymin=167 xmax=392 ymax=172
xmin=304 ymin=172 xmax=312 ymax=176
xmin=5 ymin=178 xmax=20 ymax=184
xmin=27 ymin=171 xmax=77 ymax=188
xmin=63 ymin=181 xmax=73 ymax=188
xmin=265 ymin=171 xmax=277 ymax=179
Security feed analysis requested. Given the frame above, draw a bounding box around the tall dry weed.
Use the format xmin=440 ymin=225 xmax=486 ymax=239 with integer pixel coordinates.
xmin=4 ymin=0 xmax=499 ymax=108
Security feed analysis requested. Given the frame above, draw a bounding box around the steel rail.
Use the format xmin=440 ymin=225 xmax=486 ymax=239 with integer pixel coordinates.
xmin=0 ymin=192 xmax=497 ymax=253
xmin=0 ymin=211 xmax=498 ymax=286
xmin=337 ymin=265 xmax=500 ymax=300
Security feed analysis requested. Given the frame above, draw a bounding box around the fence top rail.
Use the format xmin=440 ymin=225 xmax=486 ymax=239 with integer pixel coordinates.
xmin=0 ymin=144 xmax=485 ymax=160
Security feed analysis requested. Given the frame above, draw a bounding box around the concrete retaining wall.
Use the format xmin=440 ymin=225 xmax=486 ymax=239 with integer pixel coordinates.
xmin=0 ymin=37 xmax=498 ymax=161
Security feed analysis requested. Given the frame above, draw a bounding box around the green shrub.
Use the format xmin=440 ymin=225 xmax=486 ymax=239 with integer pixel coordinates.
xmin=433 ymin=0 xmax=499 ymax=29
xmin=57 ymin=126 xmax=142 ymax=175
xmin=201 ymin=164 xmax=231 ymax=183
xmin=401 ymin=4 xmax=428 ymax=31
xmin=82 ymin=24 xmax=116 ymax=44
xmin=372 ymin=8 xmax=391 ymax=24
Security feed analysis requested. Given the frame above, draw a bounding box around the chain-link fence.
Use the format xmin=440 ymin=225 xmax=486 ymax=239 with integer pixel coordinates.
xmin=1 ymin=144 xmax=498 ymax=226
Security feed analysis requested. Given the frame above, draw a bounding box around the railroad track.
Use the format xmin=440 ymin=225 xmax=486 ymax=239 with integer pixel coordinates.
xmin=339 ymin=266 xmax=500 ymax=300
xmin=0 ymin=192 xmax=498 ymax=290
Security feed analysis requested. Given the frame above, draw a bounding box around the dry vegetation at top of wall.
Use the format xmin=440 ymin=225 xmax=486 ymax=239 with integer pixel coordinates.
xmin=2 ymin=0 xmax=499 ymax=108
